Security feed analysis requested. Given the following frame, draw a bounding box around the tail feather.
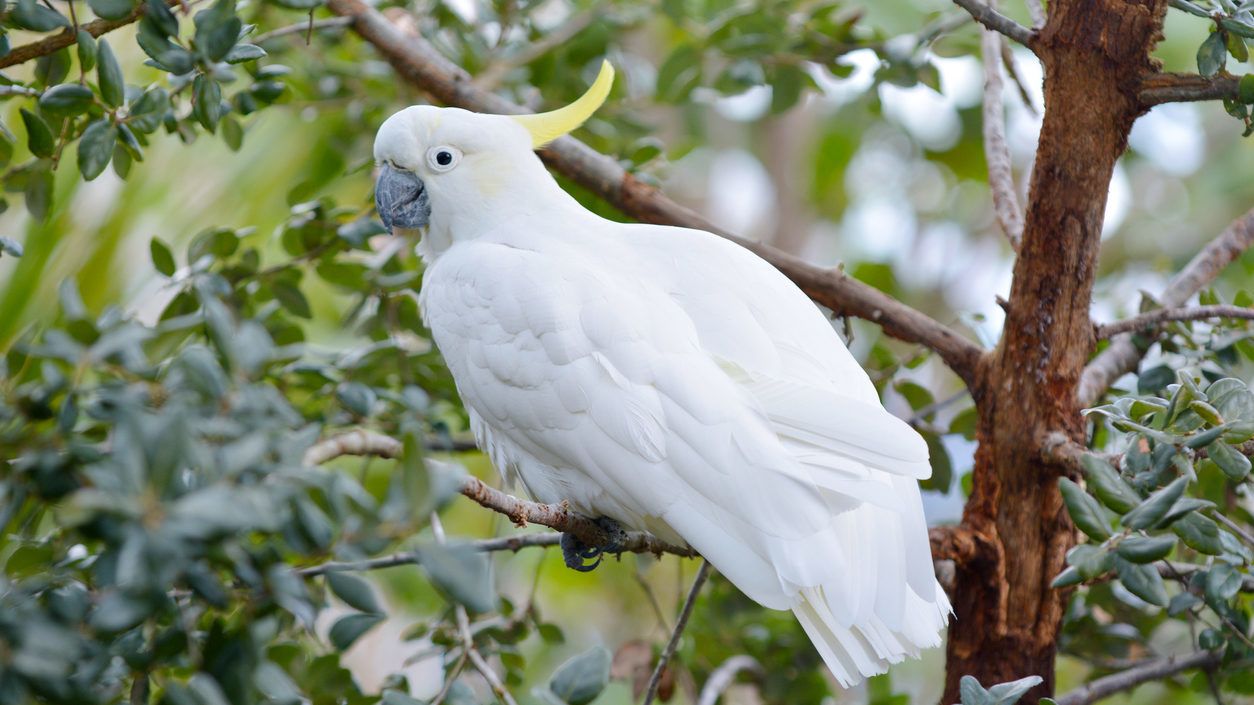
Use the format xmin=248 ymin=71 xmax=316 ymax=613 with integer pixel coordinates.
xmin=793 ymin=583 xmax=951 ymax=688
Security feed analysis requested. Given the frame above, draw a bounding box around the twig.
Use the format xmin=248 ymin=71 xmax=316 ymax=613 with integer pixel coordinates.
xmin=1139 ymin=72 xmax=1240 ymax=108
xmin=696 ymin=655 xmax=763 ymax=705
xmin=324 ymin=0 xmax=987 ymax=387
xmin=473 ymin=9 xmax=596 ymax=90
xmin=432 ymin=514 xmax=521 ymax=705
xmin=980 ymin=4 xmax=1024 ymax=250
xmin=643 ymin=560 xmax=712 ymax=705
xmin=1000 ymin=36 xmax=1037 ymax=114
xmin=302 ymin=431 xmax=698 ymax=560
xmin=252 ymin=16 xmax=352 ymax=44
xmin=1079 ymin=208 xmax=1254 ymax=406
xmin=951 ymin=0 xmax=1036 ymax=47
xmin=1053 ymin=651 xmax=1222 ymax=705
xmin=0 ymin=0 xmax=180 ymax=70
xmin=1025 ymin=0 xmax=1046 ymax=27
xmin=1095 ymin=304 xmax=1254 ymax=339
xmin=1209 ymin=510 xmax=1254 ymax=550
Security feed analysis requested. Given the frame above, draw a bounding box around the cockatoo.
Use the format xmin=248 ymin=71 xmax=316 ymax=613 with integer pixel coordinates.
xmin=373 ymin=61 xmax=951 ymax=687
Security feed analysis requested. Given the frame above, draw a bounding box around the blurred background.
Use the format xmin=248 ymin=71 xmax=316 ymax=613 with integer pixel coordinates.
xmin=1 ymin=0 xmax=1252 ymax=702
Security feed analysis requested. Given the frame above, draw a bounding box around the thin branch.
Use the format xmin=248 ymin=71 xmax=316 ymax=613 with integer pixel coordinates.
xmin=324 ymin=0 xmax=987 ymax=387
xmin=1209 ymin=510 xmax=1254 ymax=550
xmin=980 ymin=7 xmax=1024 ymax=250
xmin=0 ymin=0 xmax=178 ymax=70
xmin=252 ymin=16 xmax=352 ymax=44
xmin=473 ymin=9 xmax=596 ymax=90
xmin=1095 ymin=304 xmax=1254 ymax=339
xmin=696 ymin=655 xmax=763 ymax=705
xmin=1025 ymin=0 xmax=1046 ymax=27
xmin=1139 ymin=72 xmax=1240 ymax=108
xmin=1160 ymin=562 xmax=1254 ymax=592
xmin=1079 ymin=208 xmax=1254 ymax=406
xmin=1000 ymin=37 xmax=1038 ymax=114
xmin=951 ymin=0 xmax=1036 ymax=47
xmin=643 ymin=560 xmax=712 ymax=705
xmin=1053 ymin=651 xmax=1221 ymax=705
xmin=302 ymin=431 xmax=697 ymax=560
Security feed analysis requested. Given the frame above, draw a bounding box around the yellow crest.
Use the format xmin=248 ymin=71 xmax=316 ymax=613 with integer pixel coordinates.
xmin=511 ymin=61 xmax=614 ymax=149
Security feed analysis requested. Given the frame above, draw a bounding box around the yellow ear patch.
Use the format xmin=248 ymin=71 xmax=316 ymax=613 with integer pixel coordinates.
xmin=511 ymin=60 xmax=614 ymax=149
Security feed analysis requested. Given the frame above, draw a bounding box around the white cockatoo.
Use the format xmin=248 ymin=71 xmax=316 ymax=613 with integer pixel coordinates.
xmin=373 ymin=61 xmax=951 ymax=687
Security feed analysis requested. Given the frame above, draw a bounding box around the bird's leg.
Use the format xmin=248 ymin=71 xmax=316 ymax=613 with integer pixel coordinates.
xmin=560 ymin=516 xmax=628 ymax=572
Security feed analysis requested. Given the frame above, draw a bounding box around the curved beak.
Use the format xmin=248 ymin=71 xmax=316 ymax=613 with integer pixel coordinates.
xmin=375 ymin=164 xmax=431 ymax=232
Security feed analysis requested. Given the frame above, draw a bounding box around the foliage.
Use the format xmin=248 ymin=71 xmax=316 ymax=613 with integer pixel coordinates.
xmin=1058 ymin=354 xmax=1254 ymax=697
xmin=0 ymin=0 xmax=1253 ymax=703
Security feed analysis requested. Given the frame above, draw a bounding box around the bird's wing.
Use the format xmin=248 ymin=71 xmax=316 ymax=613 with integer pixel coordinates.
xmin=622 ymin=223 xmax=931 ymax=479
xmin=421 ymin=240 xmax=868 ymax=594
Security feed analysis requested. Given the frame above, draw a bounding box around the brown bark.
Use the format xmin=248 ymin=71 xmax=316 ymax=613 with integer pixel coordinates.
xmin=941 ymin=1 xmax=1167 ymax=702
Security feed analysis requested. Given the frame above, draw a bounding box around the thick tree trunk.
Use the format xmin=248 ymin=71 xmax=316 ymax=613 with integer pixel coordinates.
xmin=941 ymin=1 xmax=1167 ymax=701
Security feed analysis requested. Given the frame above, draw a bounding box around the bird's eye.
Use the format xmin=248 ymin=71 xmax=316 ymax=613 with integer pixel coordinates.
xmin=426 ymin=146 xmax=462 ymax=172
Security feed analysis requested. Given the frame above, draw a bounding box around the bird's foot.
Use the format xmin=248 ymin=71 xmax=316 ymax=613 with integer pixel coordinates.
xmin=560 ymin=517 xmax=628 ymax=572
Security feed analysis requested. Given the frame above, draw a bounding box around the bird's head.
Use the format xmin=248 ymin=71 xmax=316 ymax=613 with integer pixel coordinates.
xmin=372 ymin=61 xmax=614 ymax=241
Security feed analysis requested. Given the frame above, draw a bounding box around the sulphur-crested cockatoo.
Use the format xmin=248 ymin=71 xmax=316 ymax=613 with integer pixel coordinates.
xmin=373 ymin=61 xmax=951 ymax=686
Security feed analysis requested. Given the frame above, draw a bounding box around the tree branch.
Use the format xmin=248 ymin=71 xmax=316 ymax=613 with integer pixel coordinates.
xmin=643 ymin=560 xmax=712 ymax=705
xmin=325 ymin=0 xmax=986 ymax=387
xmin=981 ymin=7 xmax=1024 ymax=250
xmin=0 ymin=0 xmax=178 ymax=70
xmin=696 ymin=655 xmax=763 ymax=705
xmin=1095 ymin=304 xmax=1254 ymax=339
xmin=1079 ymin=208 xmax=1254 ymax=406
xmin=472 ymin=9 xmax=596 ymax=90
xmin=302 ymin=431 xmax=697 ymax=560
xmin=1052 ymin=651 xmax=1221 ymax=705
xmin=951 ymin=0 xmax=1036 ymax=47
xmin=1138 ymin=72 xmax=1240 ymax=107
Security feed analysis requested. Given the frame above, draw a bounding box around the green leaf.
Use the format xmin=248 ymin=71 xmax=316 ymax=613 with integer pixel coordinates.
xmin=24 ymin=165 xmax=54 ymax=220
xmin=986 ymin=676 xmax=1045 ymax=705
xmin=1233 ymin=74 xmax=1254 ymax=102
xmin=1121 ymin=476 xmax=1187 ymax=530
xmin=549 ymin=647 xmax=611 ymax=705
xmin=136 ymin=27 xmax=194 ymax=75
xmin=88 ymin=0 xmax=137 ymax=20
xmin=77 ymin=119 xmax=117 ymax=181
xmin=20 ymin=108 xmax=55 ymax=158
xmin=1204 ymin=563 xmax=1242 ymax=604
xmin=225 ymin=43 xmax=266 ymax=63
xmin=1050 ymin=565 xmax=1083 ymax=588
xmin=1067 ymin=543 xmax=1114 ymax=580
xmin=657 ymin=44 xmax=703 ymax=102
xmin=193 ymin=0 xmax=242 ymax=63
xmin=329 ymin=613 xmax=384 ymax=651
xmin=76 ymin=30 xmax=98 ymax=72
xmin=1081 ymin=454 xmax=1141 ymax=514
xmin=220 ymin=115 xmax=243 ymax=150
xmin=1198 ymin=31 xmax=1228 ymax=78
xmin=144 ymin=0 xmax=179 ymax=36
xmin=1228 ymin=32 xmax=1249 ymax=63
xmin=38 ymin=84 xmax=95 ymax=118
xmin=1115 ymin=534 xmax=1176 ymax=563
xmin=1156 ymin=496 xmax=1214 ymax=527
xmin=418 ymin=542 xmax=496 ymax=614
xmin=1209 ymin=441 xmax=1251 ymax=480
xmin=335 ymin=382 xmax=375 ymax=416
xmin=1173 ymin=512 xmax=1224 ymax=555
xmin=192 ymin=74 xmax=223 ymax=131
xmin=96 ymin=39 xmax=125 ymax=107
xmin=1059 ymin=478 xmax=1111 ymax=540
xmin=1114 ymin=556 xmax=1168 ymax=606
xmin=326 ymin=573 xmax=382 ymax=614
xmin=150 ymin=237 xmax=176 ymax=276
xmin=959 ymin=676 xmax=990 ymax=705
xmin=12 ymin=0 xmax=69 ymax=31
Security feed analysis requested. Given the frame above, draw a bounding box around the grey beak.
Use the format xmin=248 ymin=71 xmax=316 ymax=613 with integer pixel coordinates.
xmin=375 ymin=164 xmax=431 ymax=232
